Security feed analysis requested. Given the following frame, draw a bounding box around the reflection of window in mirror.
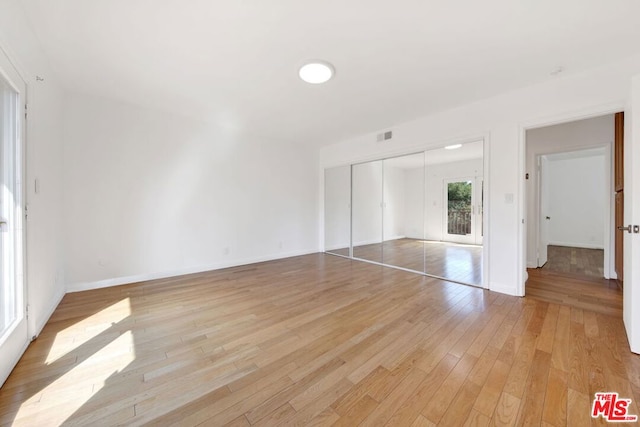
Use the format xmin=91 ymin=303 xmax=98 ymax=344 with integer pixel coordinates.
xmin=424 ymin=140 xmax=484 ymax=285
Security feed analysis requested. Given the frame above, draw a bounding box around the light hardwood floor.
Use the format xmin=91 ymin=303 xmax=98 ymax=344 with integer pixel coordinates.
xmin=334 ymin=239 xmax=483 ymax=285
xmin=542 ymin=245 xmax=604 ymax=279
xmin=525 ymin=268 xmax=622 ymax=317
xmin=1 ymin=254 xmax=638 ymax=426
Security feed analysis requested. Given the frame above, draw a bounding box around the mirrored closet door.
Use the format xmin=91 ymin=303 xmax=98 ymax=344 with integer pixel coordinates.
xmin=382 ymin=152 xmax=425 ymax=273
xmin=352 ymin=160 xmax=383 ymax=263
xmin=324 ymin=140 xmax=484 ymax=287
xmin=324 ymin=165 xmax=351 ymax=257
xmin=423 ymin=141 xmax=484 ymax=285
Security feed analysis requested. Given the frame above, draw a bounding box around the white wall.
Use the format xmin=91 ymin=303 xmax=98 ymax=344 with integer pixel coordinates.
xmin=63 ymin=92 xmax=318 ymax=291
xmin=525 ymin=115 xmax=614 ymax=268
xmin=321 ymin=54 xmax=640 ymax=296
xmin=546 ymin=151 xmax=606 ymax=249
xmin=0 ymin=0 xmax=66 ymax=336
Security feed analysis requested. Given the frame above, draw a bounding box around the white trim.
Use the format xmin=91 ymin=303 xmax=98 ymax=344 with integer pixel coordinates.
xmin=33 ymin=287 xmax=64 ymax=339
xmin=0 ymin=340 xmax=28 ymax=387
xmin=490 ymin=282 xmax=522 ymax=297
xmin=482 ymin=133 xmax=491 ymax=290
xmin=66 ymin=249 xmax=318 ymax=293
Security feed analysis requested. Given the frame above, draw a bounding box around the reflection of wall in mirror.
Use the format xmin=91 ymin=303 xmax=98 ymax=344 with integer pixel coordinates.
xmin=383 ymin=166 xmax=406 ymax=241
xmin=352 ymin=161 xmax=383 ymax=246
xmin=324 ymin=167 xmax=351 ymax=251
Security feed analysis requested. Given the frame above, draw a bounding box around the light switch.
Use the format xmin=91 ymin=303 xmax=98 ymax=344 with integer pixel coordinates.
xmin=504 ymin=193 xmax=514 ymax=204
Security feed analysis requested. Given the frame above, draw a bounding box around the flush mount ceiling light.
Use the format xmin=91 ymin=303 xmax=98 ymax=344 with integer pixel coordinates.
xmin=299 ymin=61 xmax=334 ymax=84
xmin=444 ymin=144 xmax=462 ymax=150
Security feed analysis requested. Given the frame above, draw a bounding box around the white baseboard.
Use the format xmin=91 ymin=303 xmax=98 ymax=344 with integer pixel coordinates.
xmin=490 ymin=282 xmax=523 ymax=297
xmin=325 ymin=243 xmax=350 ymax=251
xmin=33 ymin=287 xmax=65 ymax=338
xmin=66 ymin=248 xmax=318 ymax=293
xmin=548 ymin=241 xmax=604 ymax=250
xmin=351 ymin=235 xmax=406 ymax=247
xmin=0 ymin=340 xmax=29 ymax=388
xmin=526 ymin=261 xmax=538 ymax=269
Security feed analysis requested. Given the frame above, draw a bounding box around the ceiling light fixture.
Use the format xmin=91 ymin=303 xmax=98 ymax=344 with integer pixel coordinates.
xmin=444 ymin=144 xmax=462 ymax=150
xmin=299 ymin=61 xmax=334 ymax=84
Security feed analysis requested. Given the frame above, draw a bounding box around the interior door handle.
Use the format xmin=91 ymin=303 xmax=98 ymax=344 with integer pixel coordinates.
xmin=618 ymin=225 xmax=632 ymax=233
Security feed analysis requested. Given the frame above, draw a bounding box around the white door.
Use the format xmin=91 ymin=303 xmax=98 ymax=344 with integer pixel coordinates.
xmin=444 ymin=177 xmax=482 ymax=244
xmin=538 ymin=156 xmax=550 ymax=267
xmin=0 ymin=49 xmax=28 ymax=387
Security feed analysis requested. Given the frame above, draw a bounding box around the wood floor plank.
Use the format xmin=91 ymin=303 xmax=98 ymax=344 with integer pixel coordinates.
xmin=0 ymin=253 xmax=638 ymax=427
xmin=541 ymin=367 xmax=568 ymax=427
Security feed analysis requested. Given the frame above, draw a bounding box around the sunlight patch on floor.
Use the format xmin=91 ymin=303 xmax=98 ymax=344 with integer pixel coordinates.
xmin=45 ymin=298 xmax=132 ymax=364
xmin=17 ymin=330 xmax=135 ymax=425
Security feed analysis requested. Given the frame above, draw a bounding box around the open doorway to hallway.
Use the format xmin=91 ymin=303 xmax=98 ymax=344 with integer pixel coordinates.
xmin=523 ymin=113 xmax=623 ymax=315
xmin=537 ymin=148 xmax=607 ymax=279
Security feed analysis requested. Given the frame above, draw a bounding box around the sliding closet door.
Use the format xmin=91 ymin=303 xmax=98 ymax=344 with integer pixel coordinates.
xmin=324 ymin=166 xmax=351 ymax=257
xmin=352 ymin=160 xmax=383 ymax=263
xmin=382 ymin=152 xmax=425 ymax=273
xmin=424 ymin=141 xmax=484 ymax=285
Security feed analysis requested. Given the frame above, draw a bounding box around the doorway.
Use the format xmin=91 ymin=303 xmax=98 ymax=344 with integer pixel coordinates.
xmin=537 ymin=148 xmax=608 ymax=279
xmin=523 ymin=113 xmax=621 ymax=311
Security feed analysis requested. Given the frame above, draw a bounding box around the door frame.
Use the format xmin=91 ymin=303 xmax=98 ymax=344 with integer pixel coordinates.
xmin=518 ymin=103 xmax=624 ymax=297
xmin=0 ymin=44 xmax=28 ymax=388
xmin=534 ymin=148 xmax=611 ymax=273
xmin=537 ymin=155 xmax=550 ymax=267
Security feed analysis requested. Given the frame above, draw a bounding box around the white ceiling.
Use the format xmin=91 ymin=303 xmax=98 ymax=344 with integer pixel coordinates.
xmin=20 ymin=0 xmax=640 ymax=146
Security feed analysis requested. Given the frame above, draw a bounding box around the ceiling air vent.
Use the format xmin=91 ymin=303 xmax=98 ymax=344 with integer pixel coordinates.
xmin=376 ymin=130 xmax=393 ymax=142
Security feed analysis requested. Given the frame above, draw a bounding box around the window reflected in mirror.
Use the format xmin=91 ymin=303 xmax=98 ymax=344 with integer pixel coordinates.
xmin=424 ymin=141 xmax=483 ymax=284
